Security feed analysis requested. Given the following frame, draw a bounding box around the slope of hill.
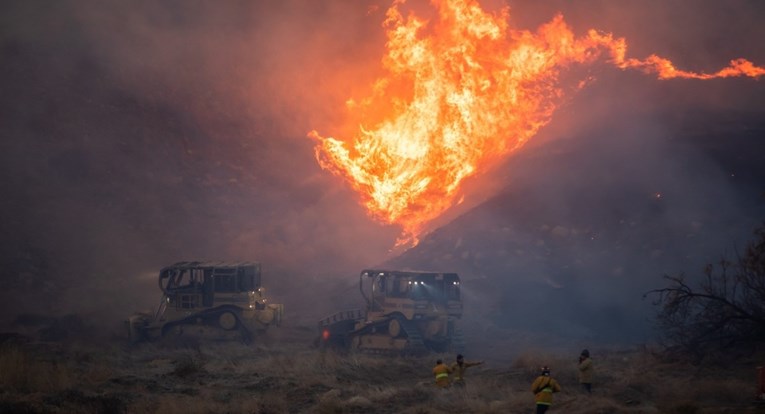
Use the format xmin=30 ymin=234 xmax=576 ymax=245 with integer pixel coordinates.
xmin=385 ymin=106 xmax=765 ymax=353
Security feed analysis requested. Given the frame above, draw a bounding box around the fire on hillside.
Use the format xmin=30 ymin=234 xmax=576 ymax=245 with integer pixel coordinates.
xmin=308 ymin=0 xmax=764 ymax=246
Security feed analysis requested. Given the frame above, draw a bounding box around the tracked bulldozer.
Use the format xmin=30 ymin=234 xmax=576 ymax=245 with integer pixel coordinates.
xmin=318 ymin=269 xmax=464 ymax=354
xmin=127 ymin=261 xmax=283 ymax=344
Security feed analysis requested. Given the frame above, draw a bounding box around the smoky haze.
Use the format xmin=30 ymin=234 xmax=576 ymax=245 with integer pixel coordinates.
xmin=0 ymin=0 xmax=399 ymax=329
xmin=388 ymin=95 xmax=765 ymax=356
xmin=383 ymin=0 xmax=765 ymax=356
xmin=1 ymin=0 xmax=764 ymax=355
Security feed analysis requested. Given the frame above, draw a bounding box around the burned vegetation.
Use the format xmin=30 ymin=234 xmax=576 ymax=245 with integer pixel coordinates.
xmin=647 ymin=222 xmax=765 ymax=362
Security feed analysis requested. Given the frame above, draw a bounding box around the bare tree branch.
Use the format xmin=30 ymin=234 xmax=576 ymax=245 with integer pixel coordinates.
xmin=645 ymin=222 xmax=765 ymax=362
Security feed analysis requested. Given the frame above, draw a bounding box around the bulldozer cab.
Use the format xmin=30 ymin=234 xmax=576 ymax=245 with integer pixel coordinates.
xmin=360 ymin=269 xmax=462 ymax=317
xmin=159 ymin=262 xmax=263 ymax=310
xmin=159 ymin=262 xmax=262 ymax=309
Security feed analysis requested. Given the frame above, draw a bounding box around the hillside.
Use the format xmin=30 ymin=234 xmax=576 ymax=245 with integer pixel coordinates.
xmin=385 ymin=105 xmax=765 ymax=353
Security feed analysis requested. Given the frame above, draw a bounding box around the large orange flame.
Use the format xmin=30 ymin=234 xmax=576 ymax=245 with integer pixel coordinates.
xmin=308 ymin=0 xmax=763 ymax=246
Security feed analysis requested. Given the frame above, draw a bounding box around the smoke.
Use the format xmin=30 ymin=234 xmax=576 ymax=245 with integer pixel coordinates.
xmin=382 ymin=0 xmax=765 ymax=350
xmin=0 ymin=0 xmax=397 ymax=326
xmin=388 ymin=86 xmax=764 ymax=352
xmin=0 ymin=0 xmax=763 ymax=349
xmin=508 ymin=0 xmax=765 ymax=64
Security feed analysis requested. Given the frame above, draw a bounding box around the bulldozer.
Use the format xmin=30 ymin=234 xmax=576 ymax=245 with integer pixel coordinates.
xmin=126 ymin=261 xmax=283 ymax=344
xmin=318 ymin=269 xmax=464 ymax=354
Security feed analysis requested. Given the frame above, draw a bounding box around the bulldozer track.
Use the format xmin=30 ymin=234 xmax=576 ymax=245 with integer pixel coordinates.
xmin=159 ymin=307 xmax=252 ymax=343
xmin=346 ymin=314 xmax=428 ymax=355
xmin=451 ymin=327 xmax=465 ymax=353
xmin=395 ymin=316 xmax=427 ymax=354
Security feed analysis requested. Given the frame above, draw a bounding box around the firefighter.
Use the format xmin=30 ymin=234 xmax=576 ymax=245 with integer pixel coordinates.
xmin=433 ymin=359 xmax=452 ymax=388
xmin=578 ymin=349 xmax=593 ymax=394
xmin=449 ymin=354 xmax=484 ymax=387
xmin=531 ymin=366 xmax=561 ymax=414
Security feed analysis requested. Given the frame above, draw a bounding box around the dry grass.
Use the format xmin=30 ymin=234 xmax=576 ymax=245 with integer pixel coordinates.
xmin=0 ymin=344 xmax=75 ymax=393
xmin=0 ymin=330 xmax=764 ymax=414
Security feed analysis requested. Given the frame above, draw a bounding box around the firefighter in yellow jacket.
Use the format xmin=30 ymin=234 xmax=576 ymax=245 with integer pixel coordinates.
xmin=433 ymin=359 xmax=452 ymax=388
xmin=531 ymin=366 xmax=561 ymax=414
xmin=449 ymin=354 xmax=484 ymax=387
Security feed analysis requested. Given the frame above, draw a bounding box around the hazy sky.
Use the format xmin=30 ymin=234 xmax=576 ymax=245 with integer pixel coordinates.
xmin=1 ymin=0 xmax=763 ymax=331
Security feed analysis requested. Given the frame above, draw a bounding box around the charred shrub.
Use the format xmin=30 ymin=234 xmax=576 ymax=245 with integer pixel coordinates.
xmin=646 ymin=222 xmax=765 ymax=362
